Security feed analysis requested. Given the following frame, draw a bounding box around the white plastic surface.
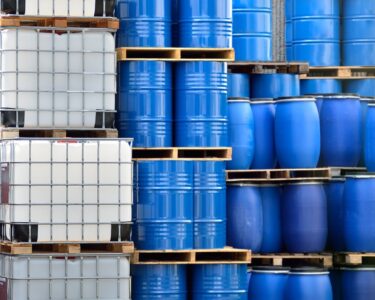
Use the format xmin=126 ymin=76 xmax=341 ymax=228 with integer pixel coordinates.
xmin=25 ymin=0 xmax=96 ymax=17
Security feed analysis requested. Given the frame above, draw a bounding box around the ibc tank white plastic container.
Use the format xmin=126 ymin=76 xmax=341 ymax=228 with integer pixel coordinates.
xmin=0 ymin=139 xmax=133 ymax=242
xmin=25 ymin=0 xmax=95 ymax=17
xmin=1 ymin=28 xmax=116 ymax=128
xmin=0 ymin=253 xmax=131 ymax=300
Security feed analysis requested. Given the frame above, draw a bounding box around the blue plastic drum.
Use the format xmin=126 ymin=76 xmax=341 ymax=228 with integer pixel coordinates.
xmin=300 ymin=80 xmax=342 ymax=95
xmin=227 ymin=184 xmax=263 ymax=252
xmin=341 ymin=267 xmax=375 ymax=300
xmin=228 ymin=74 xmax=251 ymax=99
xmin=275 ymin=97 xmax=320 ymax=168
xmin=285 ymin=0 xmax=293 ymax=61
xmin=359 ymin=98 xmax=375 ymax=166
xmin=175 ymin=62 xmax=228 ymax=147
xmin=282 ymin=182 xmax=328 ymax=253
xmin=330 ymin=269 xmax=342 ymax=300
xmin=345 ymin=80 xmax=375 ymax=97
xmin=251 ymin=74 xmax=300 ymax=99
xmin=365 ymin=104 xmax=375 ymax=171
xmin=193 ymin=161 xmax=226 ymax=249
xmin=227 ymin=100 xmax=255 ymax=170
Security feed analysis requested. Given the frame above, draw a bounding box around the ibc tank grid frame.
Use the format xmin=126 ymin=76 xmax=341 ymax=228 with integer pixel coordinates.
xmin=0 ymin=138 xmax=133 ymax=243
xmin=0 ymin=26 xmax=117 ymax=130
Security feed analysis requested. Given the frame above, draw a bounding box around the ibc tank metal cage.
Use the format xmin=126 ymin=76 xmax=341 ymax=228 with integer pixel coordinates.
xmin=0 ymin=26 xmax=117 ymax=129
xmin=0 ymin=138 xmax=133 ymax=243
xmin=0 ymin=253 xmax=131 ymax=300
xmin=0 ymin=0 xmax=115 ymax=17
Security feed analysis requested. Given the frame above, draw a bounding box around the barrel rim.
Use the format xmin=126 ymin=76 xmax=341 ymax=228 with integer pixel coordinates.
xmin=367 ymin=104 xmax=375 ymax=107
xmin=340 ymin=267 xmax=375 ymax=271
xmin=250 ymin=99 xmax=275 ymax=104
xmin=327 ymin=178 xmax=346 ymax=182
xmin=361 ymin=97 xmax=375 ymax=102
xmin=285 ymin=181 xmax=324 ymax=186
xmin=321 ymin=93 xmax=360 ymax=99
xmin=345 ymin=174 xmax=375 ymax=179
xmin=251 ymin=266 xmax=290 ymax=274
xmin=228 ymin=98 xmax=251 ymax=103
xmin=289 ymin=267 xmax=329 ymax=275
xmin=289 ymin=271 xmax=330 ymax=275
xmin=227 ymin=183 xmax=261 ymax=187
xmin=258 ymin=183 xmax=283 ymax=187
xmin=276 ymin=97 xmax=316 ymax=103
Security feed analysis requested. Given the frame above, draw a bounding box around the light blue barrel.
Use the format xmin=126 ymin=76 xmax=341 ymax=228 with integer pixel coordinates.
xmin=179 ymin=0 xmax=232 ymax=48
xmin=259 ymin=185 xmax=282 ymax=253
xmin=135 ymin=161 xmax=193 ymax=250
xmin=344 ymin=175 xmax=375 ymax=252
xmin=341 ymin=267 xmax=375 ymax=300
xmin=175 ymin=62 xmax=228 ymax=147
xmin=251 ymin=100 xmax=277 ymax=169
xmin=345 ymin=79 xmax=375 ymax=97
xmin=132 ymin=265 xmax=187 ymax=300
xmin=292 ymin=0 xmax=340 ymax=66
xmin=192 ymin=264 xmax=248 ymax=300
xmin=365 ymin=104 xmax=375 ymax=171
xmin=193 ymin=161 xmax=226 ymax=249
xmin=233 ymin=0 xmax=272 ymax=61
xmin=301 ymin=80 xmax=343 ymax=95
xmin=251 ymin=74 xmax=300 ymax=99
xmin=285 ymin=0 xmax=293 ymax=60
xmin=227 ymin=100 xmax=255 ymax=170
xmin=228 ymin=74 xmax=251 ymax=99
xmin=227 ymin=184 xmax=263 ymax=252
xmin=275 ymin=97 xmax=320 ymax=168
xmin=116 ymin=0 xmax=171 ymax=47
xmin=117 ymin=61 xmax=172 ymax=147
xmin=343 ymin=1 xmax=375 ymax=66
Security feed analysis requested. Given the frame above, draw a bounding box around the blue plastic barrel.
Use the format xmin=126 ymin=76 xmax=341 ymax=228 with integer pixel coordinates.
xmin=301 ymin=80 xmax=342 ymax=95
xmin=227 ymin=184 xmax=263 ymax=252
xmin=344 ymin=175 xmax=375 ymax=252
xmin=285 ymin=269 xmax=333 ymax=300
xmin=172 ymin=0 xmax=179 ymax=46
xmin=233 ymin=0 xmax=272 ymax=61
xmin=341 ymin=267 xmax=375 ymax=300
xmin=285 ymin=0 xmax=293 ymax=61
xmin=251 ymin=74 xmax=300 ymax=99
xmin=282 ymin=182 xmax=328 ymax=253
xmin=343 ymin=1 xmax=375 ymax=66
xmin=345 ymin=80 xmax=375 ymax=97
xmin=330 ymin=269 xmax=342 ymax=300
xmin=228 ymin=74 xmax=250 ymax=99
xmin=247 ymin=270 xmax=252 ymax=295
xmin=259 ymin=185 xmax=282 ymax=253
xmin=117 ymin=61 xmax=172 ymax=147
xmin=193 ymin=161 xmax=226 ymax=249
xmin=275 ymin=97 xmax=320 ymax=168
xmin=292 ymin=0 xmax=340 ymax=66
xmin=359 ymin=98 xmax=375 ymax=166
xmin=179 ymin=0 xmax=232 ymax=48
xmin=249 ymin=267 xmax=289 ymax=300
xmin=192 ymin=264 xmax=248 ymax=300
xmin=365 ymin=104 xmax=375 ymax=171
xmin=132 ymin=265 xmax=187 ymax=300
xmin=251 ymin=100 xmax=277 ymax=169
xmin=116 ymin=0 xmax=171 ymax=47
xmin=320 ymin=94 xmax=361 ymax=167
xmin=135 ymin=161 xmax=193 ymax=250
xmin=175 ymin=62 xmax=228 ymax=147
xmin=227 ymin=100 xmax=255 ymax=170
xmin=325 ymin=179 xmax=346 ymax=251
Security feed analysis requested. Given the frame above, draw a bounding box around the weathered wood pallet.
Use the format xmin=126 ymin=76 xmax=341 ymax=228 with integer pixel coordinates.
xmin=117 ymin=47 xmax=235 ymax=61
xmin=132 ymin=248 xmax=251 ymax=265
xmin=334 ymin=253 xmax=375 ymax=266
xmin=300 ymin=66 xmax=375 ymax=79
xmin=251 ymin=253 xmax=333 ymax=268
xmin=228 ymin=61 xmax=309 ymax=74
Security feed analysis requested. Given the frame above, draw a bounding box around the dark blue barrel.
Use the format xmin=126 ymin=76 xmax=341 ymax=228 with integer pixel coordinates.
xmin=192 ymin=264 xmax=248 ymax=300
xmin=282 ymin=182 xmax=328 ymax=253
xmin=341 ymin=267 xmax=375 ymax=300
xmin=172 ymin=0 xmax=179 ymax=46
xmin=116 ymin=0 xmax=171 ymax=47
xmin=292 ymin=0 xmax=340 ymax=66
xmin=228 ymin=74 xmax=250 ymax=99
xmin=247 ymin=269 xmax=252 ymax=295
xmin=179 ymin=0 xmax=232 ymax=48
xmin=259 ymin=185 xmax=282 ymax=253
xmin=233 ymin=0 xmax=272 ymax=61
xmin=251 ymin=74 xmax=300 ymax=99
xmin=285 ymin=269 xmax=333 ymax=300
xmin=343 ymin=1 xmax=375 ymax=66
xmin=193 ymin=161 xmax=226 ymax=249
xmin=365 ymin=104 xmax=375 ymax=171
xmin=117 ymin=61 xmax=172 ymax=147
xmin=359 ymin=98 xmax=375 ymax=166
xmin=175 ymin=62 xmax=228 ymax=147
xmin=275 ymin=97 xmax=320 ymax=168
xmin=344 ymin=175 xmax=375 ymax=252
xmin=345 ymin=80 xmax=375 ymax=97
xmin=227 ymin=100 xmax=255 ymax=170
xmin=249 ymin=267 xmax=289 ymax=300
xmin=251 ymin=100 xmax=277 ymax=169
xmin=320 ymin=94 xmax=361 ymax=167
xmin=301 ymin=80 xmax=343 ymax=95
xmin=135 ymin=161 xmax=193 ymax=250
xmin=285 ymin=0 xmax=293 ymax=61
xmin=330 ymin=269 xmax=342 ymax=300
xmin=325 ymin=179 xmax=346 ymax=251
xmin=227 ymin=184 xmax=263 ymax=252
xmin=132 ymin=265 xmax=187 ymax=300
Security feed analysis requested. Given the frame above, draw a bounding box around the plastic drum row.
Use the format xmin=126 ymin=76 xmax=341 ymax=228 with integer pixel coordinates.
xmin=116 ymin=0 xmax=232 ymax=48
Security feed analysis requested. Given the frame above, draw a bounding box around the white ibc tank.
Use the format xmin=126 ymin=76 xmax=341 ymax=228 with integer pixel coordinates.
xmin=0 ymin=139 xmax=133 ymax=242
xmin=1 ymin=28 xmax=116 ymax=128
xmin=25 ymin=0 xmax=96 ymax=17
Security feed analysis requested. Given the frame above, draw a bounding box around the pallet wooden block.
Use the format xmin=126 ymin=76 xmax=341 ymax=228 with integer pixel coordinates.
xmin=300 ymin=66 xmax=375 ymax=79
xmin=252 ymin=253 xmax=333 ymax=268
xmin=334 ymin=253 xmax=375 ymax=266
xmin=228 ymin=61 xmax=309 ymax=74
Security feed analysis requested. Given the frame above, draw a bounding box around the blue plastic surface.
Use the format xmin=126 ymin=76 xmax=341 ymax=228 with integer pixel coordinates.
xmin=228 ymin=74 xmax=251 ymax=99
xmin=251 ymin=74 xmax=300 ymax=99
xmin=249 ymin=269 xmax=289 ymax=300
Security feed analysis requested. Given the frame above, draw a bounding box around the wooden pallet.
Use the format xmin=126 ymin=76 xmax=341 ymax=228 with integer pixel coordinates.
xmin=252 ymin=253 xmax=333 ymax=268
xmin=0 ymin=128 xmax=118 ymax=139
xmin=334 ymin=253 xmax=375 ymax=266
xmin=329 ymin=167 xmax=366 ymax=177
xmin=131 ymin=248 xmax=251 ymax=265
xmin=228 ymin=61 xmax=309 ymax=75
xmin=133 ymin=147 xmax=232 ymax=161
xmin=117 ymin=47 xmax=235 ymax=61
xmin=0 ymin=16 xmax=119 ymax=29
xmin=0 ymin=242 xmax=134 ymax=255
xmin=300 ymin=66 xmax=375 ymax=80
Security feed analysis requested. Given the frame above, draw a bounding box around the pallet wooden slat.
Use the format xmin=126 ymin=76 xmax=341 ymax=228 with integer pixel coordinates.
xmin=334 ymin=253 xmax=375 ymax=266
xmin=252 ymin=253 xmax=333 ymax=268
xmin=300 ymin=66 xmax=375 ymax=80
xmin=228 ymin=62 xmax=309 ymax=75
xmin=0 ymin=129 xmax=118 ymax=139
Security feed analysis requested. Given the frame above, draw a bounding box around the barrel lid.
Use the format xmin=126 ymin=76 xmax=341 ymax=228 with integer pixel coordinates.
xmin=286 ymin=181 xmax=324 ymax=186
xmin=228 ymin=98 xmax=251 ymax=103
xmin=251 ymin=266 xmax=290 ymax=274
xmin=289 ymin=267 xmax=329 ymax=275
xmin=250 ymin=98 xmax=274 ymax=104
xmin=340 ymin=266 xmax=375 ymax=271
xmin=320 ymin=93 xmax=360 ymax=99
xmin=360 ymin=96 xmax=375 ymax=102
xmin=367 ymin=103 xmax=375 ymax=107
xmin=258 ymin=183 xmax=282 ymax=187
xmin=227 ymin=183 xmax=261 ymax=187
xmin=345 ymin=174 xmax=375 ymax=179
xmin=327 ymin=178 xmax=346 ymax=182
xmin=276 ymin=96 xmax=316 ymax=103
